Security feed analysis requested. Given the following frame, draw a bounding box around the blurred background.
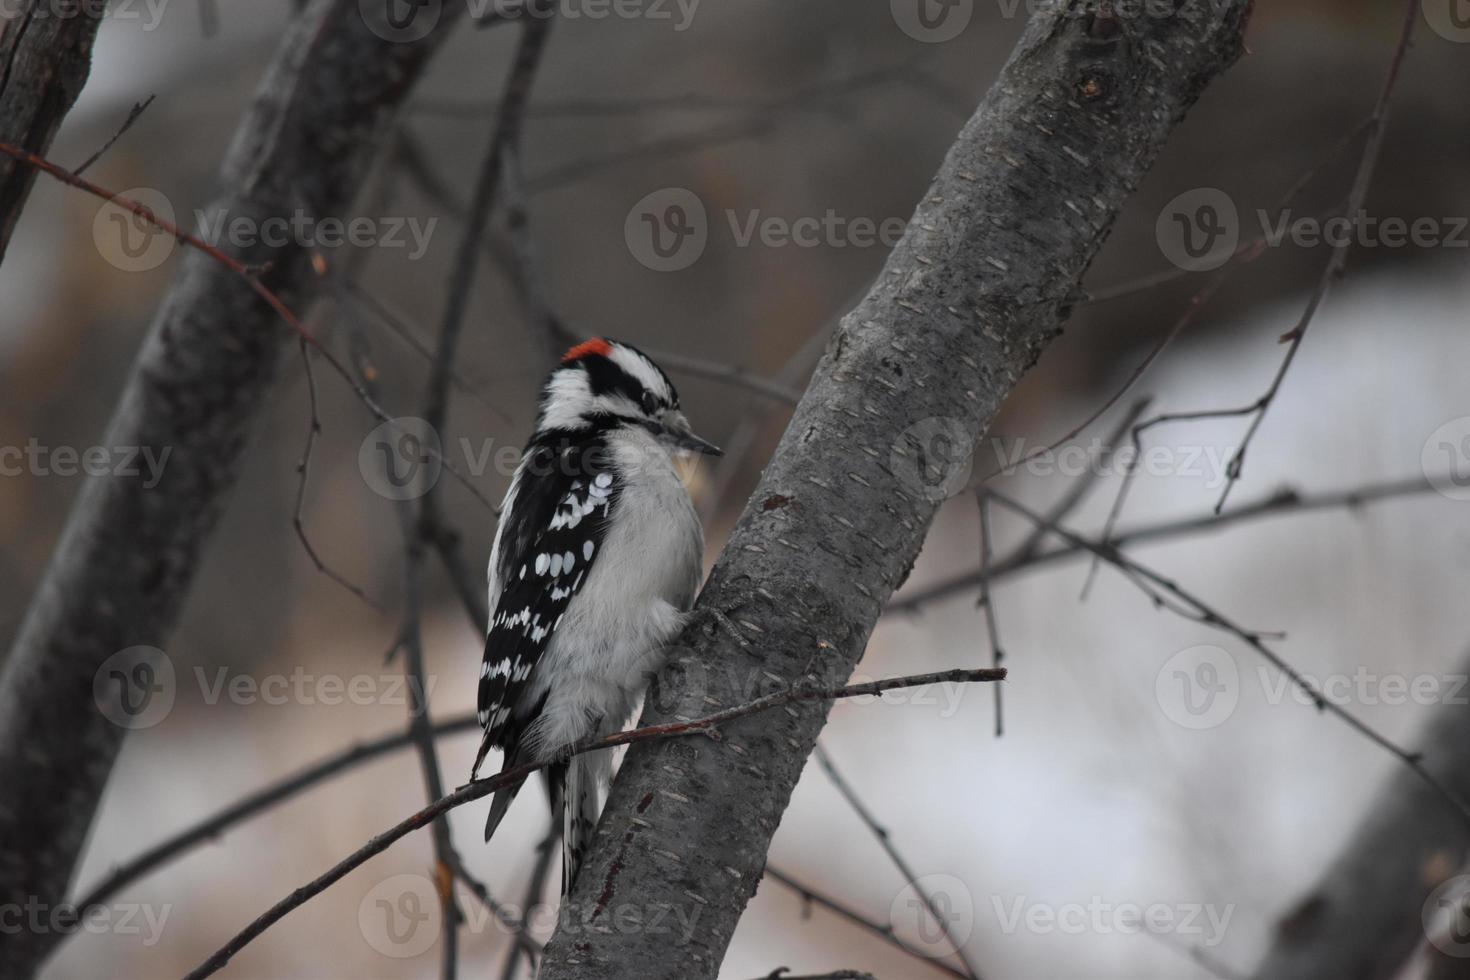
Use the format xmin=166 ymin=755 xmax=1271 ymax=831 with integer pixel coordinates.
xmin=4 ymin=0 xmax=1470 ymax=977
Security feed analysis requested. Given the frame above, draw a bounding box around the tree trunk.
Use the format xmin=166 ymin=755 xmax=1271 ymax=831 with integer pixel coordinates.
xmin=1248 ymin=659 xmax=1470 ymax=980
xmin=0 ymin=0 xmax=104 ymax=262
xmin=0 ymin=2 xmax=464 ymax=976
xmin=538 ymin=3 xmax=1253 ymax=977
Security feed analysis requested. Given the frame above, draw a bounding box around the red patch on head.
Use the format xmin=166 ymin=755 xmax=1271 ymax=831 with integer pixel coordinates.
xmin=562 ymin=338 xmax=612 ymax=364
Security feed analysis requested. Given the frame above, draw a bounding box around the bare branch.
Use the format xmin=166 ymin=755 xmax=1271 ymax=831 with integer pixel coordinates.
xmin=182 ymin=669 xmax=1006 ymax=980
xmin=0 ymin=6 xmax=469 ymax=975
xmin=537 ymin=5 xmax=1251 ymax=976
xmin=0 ymin=0 xmax=104 ymax=261
xmin=762 ymin=867 xmax=969 ymax=979
xmin=1210 ymin=0 xmax=1419 ymax=510
xmin=889 ymin=476 xmax=1441 ymax=615
xmin=985 ymin=490 xmax=1470 ymax=827
xmin=814 ymin=745 xmax=982 ymax=977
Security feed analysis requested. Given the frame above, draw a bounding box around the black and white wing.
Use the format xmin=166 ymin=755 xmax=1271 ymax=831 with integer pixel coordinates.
xmin=473 ymin=435 xmax=619 ymax=786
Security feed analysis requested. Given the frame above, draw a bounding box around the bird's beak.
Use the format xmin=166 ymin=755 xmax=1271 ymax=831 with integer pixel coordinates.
xmin=660 ymin=411 xmax=723 ymax=456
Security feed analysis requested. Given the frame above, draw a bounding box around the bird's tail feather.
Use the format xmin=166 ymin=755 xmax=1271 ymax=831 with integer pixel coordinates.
xmin=560 ymin=753 xmax=599 ymax=895
xmin=483 ymin=757 xmax=529 ymax=842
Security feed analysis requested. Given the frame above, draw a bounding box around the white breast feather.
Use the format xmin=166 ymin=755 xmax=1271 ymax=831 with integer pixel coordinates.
xmin=522 ymin=426 xmax=703 ymax=760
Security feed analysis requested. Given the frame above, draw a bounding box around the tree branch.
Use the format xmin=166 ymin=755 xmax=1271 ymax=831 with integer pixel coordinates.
xmin=888 ymin=476 xmax=1440 ymax=615
xmin=0 ymin=0 xmax=104 ymax=262
xmin=0 ymin=3 xmax=467 ymax=975
xmin=182 ymin=669 xmax=1005 ymax=979
xmin=1245 ymin=649 xmax=1470 ymax=980
xmin=535 ymin=4 xmax=1252 ymax=977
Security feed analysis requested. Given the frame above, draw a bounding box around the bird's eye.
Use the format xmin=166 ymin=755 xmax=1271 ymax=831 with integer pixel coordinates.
xmin=640 ymin=391 xmax=659 ymax=415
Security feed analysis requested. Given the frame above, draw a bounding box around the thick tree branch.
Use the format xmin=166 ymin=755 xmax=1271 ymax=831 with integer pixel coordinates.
xmin=537 ymin=4 xmax=1253 ymax=977
xmin=0 ymin=2 xmax=466 ymax=975
xmin=0 ymin=0 xmax=103 ymax=262
xmin=1245 ymin=650 xmax=1470 ymax=980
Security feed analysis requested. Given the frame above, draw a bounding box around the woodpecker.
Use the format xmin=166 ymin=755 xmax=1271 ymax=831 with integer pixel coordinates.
xmin=472 ymin=337 xmax=721 ymax=893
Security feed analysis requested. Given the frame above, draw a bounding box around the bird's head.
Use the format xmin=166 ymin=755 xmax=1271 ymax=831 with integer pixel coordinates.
xmin=536 ymin=338 xmax=723 ymax=456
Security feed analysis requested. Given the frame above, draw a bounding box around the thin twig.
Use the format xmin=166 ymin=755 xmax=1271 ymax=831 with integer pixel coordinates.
xmin=394 ymin=23 xmax=556 ymax=969
xmin=348 ymin=266 xmax=464 ymax=978
xmin=0 ymin=141 xmax=498 ymax=511
xmin=181 ymin=668 xmax=1005 ymax=980
xmin=984 ymin=490 xmax=1470 ymax=829
xmin=889 ymin=475 xmax=1441 ymax=615
xmin=763 ymin=867 xmax=969 ymax=980
xmin=699 ymin=302 xmax=844 ymax=524
xmin=640 ymin=345 xmax=804 ymax=406
xmin=445 ymin=848 xmax=542 ymax=961
xmin=813 ymin=745 xmax=982 ymax=978
xmin=501 ymin=139 xmax=568 ymax=368
xmin=754 ymin=970 xmax=877 ymax=980
xmin=975 ymin=123 xmax=1374 ymax=495
xmin=496 ymin=818 xmax=558 ymax=979
xmin=976 ymin=495 xmax=1004 ymax=739
xmin=290 ymin=338 xmax=383 ymax=609
xmin=1211 ymin=0 xmax=1417 ymax=511
xmin=73 ymin=95 xmax=156 ymax=176
xmin=341 ymin=282 xmax=511 ymax=423
xmin=1010 ymin=397 xmax=1152 ymax=565
xmin=65 ymin=714 xmax=479 ymax=921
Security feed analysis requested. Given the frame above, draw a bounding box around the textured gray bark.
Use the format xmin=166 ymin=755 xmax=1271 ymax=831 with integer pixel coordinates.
xmin=539 ymin=4 xmax=1252 ymax=977
xmin=0 ymin=2 xmax=464 ymax=976
xmin=0 ymin=0 xmax=104 ymax=262
xmin=1248 ymin=671 xmax=1470 ymax=980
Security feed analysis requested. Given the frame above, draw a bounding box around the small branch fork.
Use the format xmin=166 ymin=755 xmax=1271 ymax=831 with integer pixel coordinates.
xmin=58 ymin=709 xmax=960 ymax=978
xmin=180 ymin=669 xmax=1005 ymax=980
xmin=983 ymin=490 xmax=1470 ymax=829
xmin=974 ymin=0 xmax=1414 ymax=511
xmin=891 ymin=475 xmax=1440 ymax=615
xmin=813 ymin=745 xmax=983 ymax=978
xmin=1206 ymin=0 xmax=1418 ymax=512
xmin=1072 ymin=0 xmax=1419 ymax=539
xmin=387 ymin=12 xmax=556 ymax=975
xmin=0 ymin=141 xmax=496 ymax=513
